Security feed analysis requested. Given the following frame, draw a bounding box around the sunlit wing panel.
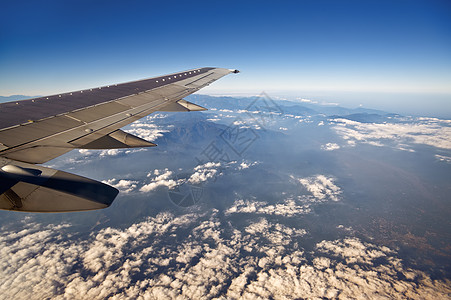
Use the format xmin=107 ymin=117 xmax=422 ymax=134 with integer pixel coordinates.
xmin=0 ymin=67 xmax=237 ymax=164
xmin=0 ymin=67 xmax=239 ymax=212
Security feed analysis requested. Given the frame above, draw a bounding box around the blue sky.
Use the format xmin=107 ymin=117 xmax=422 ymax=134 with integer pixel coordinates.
xmin=1 ymin=0 xmax=450 ymax=116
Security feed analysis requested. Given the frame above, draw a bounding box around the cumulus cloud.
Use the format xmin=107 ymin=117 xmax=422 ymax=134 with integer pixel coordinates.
xmin=321 ymin=142 xmax=340 ymax=151
xmin=206 ymin=118 xmax=221 ymax=122
xmin=297 ymin=175 xmax=341 ymax=201
xmin=78 ymin=149 xmax=94 ymax=156
xmin=118 ymin=114 xmax=172 ymax=142
xmin=233 ymin=120 xmax=246 ymax=126
xmin=78 ymin=148 xmax=122 ymax=157
xmin=396 ymin=143 xmax=415 ymax=152
xmin=225 ymin=198 xmax=311 ymax=217
xmin=188 ymin=162 xmax=221 ymax=184
xmin=244 ymin=218 xmax=307 ymax=246
xmin=1 ymin=211 xmax=449 ymax=299
xmin=298 ymin=117 xmax=313 ymax=124
xmin=226 ymin=174 xmax=341 ymax=219
xmin=99 ymin=149 xmax=121 ymax=156
xmin=237 ymin=109 xmax=257 ymax=114
xmin=436 ymin=154 xmax=451 ymax=164
xmin=237 ymin=161 xmax=259 ymax=170
xmin=316 ymin=237 xmax=394 ymax=265
xmin=125 ymin=124 xmax=169 ymax=142
xmin=102 ymin=178 xmax=138 ymax=193
xmin=330 ymin=117 xmax=451 ymax=150
xmin=296 ymin=98 xmax=318 ymax=104
xmin=77 ymin=148 xmax=148 ymax=161
xmin=337 ymin=224 xmax=354 ymax=233
xmin=135 ymin=160 xmax=256 ymax=194
xmin=237 ymin=236 xmax=450 ymax=299
xmin=140 ymin=169 xmax=178 ymax=192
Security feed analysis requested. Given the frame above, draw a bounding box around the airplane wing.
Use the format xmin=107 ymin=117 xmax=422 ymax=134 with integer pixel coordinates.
xmin=0 ymin=67 xmax=239 ymax=212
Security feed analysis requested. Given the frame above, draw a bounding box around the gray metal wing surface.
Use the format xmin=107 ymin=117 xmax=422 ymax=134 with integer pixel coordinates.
xmin=0 ymin=67 xmax=239 ymax=212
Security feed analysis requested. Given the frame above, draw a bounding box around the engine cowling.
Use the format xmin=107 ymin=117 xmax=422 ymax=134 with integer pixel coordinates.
xmin=0 ymin=160 xmax=118 ymax=212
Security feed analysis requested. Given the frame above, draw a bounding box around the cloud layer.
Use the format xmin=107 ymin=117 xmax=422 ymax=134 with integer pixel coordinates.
xmin=330 ymin=117 xmax=451 ymax=150
xmin=0 ymin=211 xmax=449 ymax=299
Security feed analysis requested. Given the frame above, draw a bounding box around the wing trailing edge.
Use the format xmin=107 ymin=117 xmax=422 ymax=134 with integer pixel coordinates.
xmin=76 ymin=129 xmax=157 ymax=149
xmin=0 ymin=67 xmax=239 ymax=212
xmin=159 ymin=99 xmax=207 ymax=112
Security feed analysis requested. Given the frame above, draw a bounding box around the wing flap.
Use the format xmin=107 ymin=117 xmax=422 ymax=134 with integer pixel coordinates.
xmin=76 ymin=129 xmax=157 ymax=149
xmin=0 ymin=67 xmax=238 ymax=212
xmin=159 ymin=99 xmax=207 ymax=112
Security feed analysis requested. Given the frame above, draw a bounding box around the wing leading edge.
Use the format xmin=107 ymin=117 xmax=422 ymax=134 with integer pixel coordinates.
xmin=0 ymin=67 xmax=239 ymax=212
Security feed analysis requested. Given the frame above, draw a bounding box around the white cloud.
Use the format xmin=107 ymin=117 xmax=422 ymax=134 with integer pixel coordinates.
xmin=237 ymin=109 xmax=253 ymax=114
xmin=146 ymin=113 xmax=168 ymax=120
xmin=124 ymin=148 xmax=149 ymax=154
xmin=436 ymin=154 xmax=451 ymax=164
xmin=188 ymin=169 xmax=218 ymax=184
xmin=227 ymin=174 xmax=342 ymax=219
xmin=330 ymin=117 xmax=451 ymax=150
xmin=140 ymin=169 xmax=177 ymax=192
xmin=297 ymin=175 xmax=341 ymax=201
xmin=337 ymin=224 xmax=353 ymax=232
xmin=102 ymin=178 xmax=138 ymax=193
xmin=237 ymin=161 xmax=258 ymax=170
xmin=78 ymin=149 xmax=94 ymax=156
xmin=225 ymin=198 xmax=311 ymax=217
xmin=124 ymin=127 xmax=169 ymax=142
xmin=244 ymin=218 xmax=307 ymax=246
xmin=188 ymin=162 xmax=221 ymax=184
xmin=218 ymin=114 xmax=234 ymax=118
xmin=316 ymin=237 xmax=393 ymax=265
xmin=320 ymin=101 xmax=339 ymax=106
xmin=297 ymin=98 xmax=318 ymax=104
xmin=122 ymin=115 xmax=171 ymax=142
xmin=239 ymin=162 xmax=250 ymax=169
xmin=99 ymin=149 xmax=121 ymax=156
xmin=237 ymin=236 xmax=447 ymax=299
xmin=347 ymin=139 xmax=356 ymax=146
xmin=139 ymin=161 xmax=255 ymax=193
xmin=321 ymin=142 xmax=340 ymax=151
xmin=0 ymin=212 xmax=449 ymax=299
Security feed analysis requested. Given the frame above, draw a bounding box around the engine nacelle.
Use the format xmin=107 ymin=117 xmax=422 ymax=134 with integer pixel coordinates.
xmin=0 ymin=160 xmax=118 ymax=212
